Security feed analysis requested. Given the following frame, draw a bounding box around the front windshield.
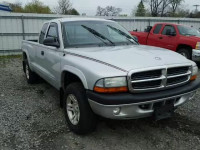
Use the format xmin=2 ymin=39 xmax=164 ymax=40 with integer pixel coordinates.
xmin=177 ymin=25 xmax=200 ymax=36
xmin=62 ymin=20 xmax=137 ymax=48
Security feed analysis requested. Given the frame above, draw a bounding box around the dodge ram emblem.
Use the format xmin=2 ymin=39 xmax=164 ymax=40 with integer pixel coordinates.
xmin=155 ymin=57 xmax=161 ymax=60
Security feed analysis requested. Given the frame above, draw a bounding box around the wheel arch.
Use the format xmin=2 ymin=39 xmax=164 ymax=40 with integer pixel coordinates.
xmin=61 ymin=66 xmax=88 ymax=90
xmin=176 ymin=44 xmax=193 ymax=59
xmin=176 ymin=44 xmax=192 ymax=52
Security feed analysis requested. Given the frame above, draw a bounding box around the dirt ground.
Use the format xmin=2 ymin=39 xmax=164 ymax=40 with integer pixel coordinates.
xmin=0 ymin=56 xmax=200 ymax=150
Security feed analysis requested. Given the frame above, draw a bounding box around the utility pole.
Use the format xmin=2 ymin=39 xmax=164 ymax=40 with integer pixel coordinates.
xmin=193 ymin=5 xmax=200 ymax=12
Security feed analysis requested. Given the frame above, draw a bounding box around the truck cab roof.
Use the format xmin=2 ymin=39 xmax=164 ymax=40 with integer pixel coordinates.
xmin=46 ymin=17 xmax=114 ymax=23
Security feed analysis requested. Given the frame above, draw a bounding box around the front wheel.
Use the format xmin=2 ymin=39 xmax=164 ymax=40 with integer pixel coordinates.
xmin=177 ymin=48 xmax=191 ymax=59
xmin=64 ymin=82 xmax=97 ymax=134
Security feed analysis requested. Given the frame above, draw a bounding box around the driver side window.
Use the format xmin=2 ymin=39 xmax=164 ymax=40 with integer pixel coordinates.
xmin=162 ymin=25 xmax=176 ymax=35
xmin=46 ymin=23 xmax=58 ymax=39
xmin=39 ymin=23 xmax=49 ymax=44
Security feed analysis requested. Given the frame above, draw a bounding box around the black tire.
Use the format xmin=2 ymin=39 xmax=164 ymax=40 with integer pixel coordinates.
xmin=177 ymin=48 xmax=191 ymax=59
xmin=64 ymin=82 xmax=97 ymax=134
xmin=24 ymin=60 xmax=38 ymax=84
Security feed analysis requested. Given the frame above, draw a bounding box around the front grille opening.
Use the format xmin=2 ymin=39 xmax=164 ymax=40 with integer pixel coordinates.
xmin=133 ymin=80 xmax=162 ymax=89
xmin=167 ymin=75 xmax=188 ymax=86
xmin=131 ymin=70 xmax=162 ymax=80
xmin=153 ymin=102 xmax=163 ymax=109
xmin=153 ymin=99 xmax=177 ymax=109
xmin=167 ymin=67 xmax=189 ymax=76
xmin=139 ymin=98 xmax=180 ymax=111
xmin=165 ymin=99 xmax=175 ymax=105
xmin=174 ymin=97 xmax=181 ymax=104
xmin=139 ymin=104 xmax=151 ymax=110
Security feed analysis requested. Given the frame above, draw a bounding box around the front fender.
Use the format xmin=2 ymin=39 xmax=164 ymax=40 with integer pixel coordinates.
xmin=61 ymin=65 xmax=88 ymax=89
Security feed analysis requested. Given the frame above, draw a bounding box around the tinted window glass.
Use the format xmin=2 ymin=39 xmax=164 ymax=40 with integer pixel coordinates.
xmin=46 ymin=25 xmax=58 ymax=38
xmin=178 ymin=25 xmax=200 ymax=36
xmin=62 ymin=21 xmax=137 ymax=48
xmin=153 ymin=24 xmax=162 ymax=34
xmin=39 ymin=23 xmax=48 ymax=44
xmin=162 ymin=25 xmax=176 ymax=35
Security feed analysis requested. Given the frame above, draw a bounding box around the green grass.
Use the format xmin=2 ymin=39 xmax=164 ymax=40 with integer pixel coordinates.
xmin=0 ymin=54 xmax=22 ymax=59
xmin=0 ymin=55 xmax=22 ymax=67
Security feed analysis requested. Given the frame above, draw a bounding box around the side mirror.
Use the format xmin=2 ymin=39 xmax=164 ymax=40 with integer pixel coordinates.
xmin=166 ymin=29 xmax=176 ymax=36
xmin=145 ymin=26 xmax=152 ymax=32
xmin=43 ymin=37 xmax=60 ymax=48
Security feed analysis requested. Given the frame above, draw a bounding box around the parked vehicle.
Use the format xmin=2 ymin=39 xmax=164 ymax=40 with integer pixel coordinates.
xmin=130 ymin=23 xmax=200 ymax=61
xmin=22 ymin=18 xmax=200 ymax=134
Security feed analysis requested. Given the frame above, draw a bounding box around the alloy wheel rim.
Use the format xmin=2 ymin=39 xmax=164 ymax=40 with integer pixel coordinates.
xmin=66 ymin=94 xmax=80 ymax=125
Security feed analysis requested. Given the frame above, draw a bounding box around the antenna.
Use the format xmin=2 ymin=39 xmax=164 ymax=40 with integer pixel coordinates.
xmin=193 ymin=5 xmax=200 ymax=12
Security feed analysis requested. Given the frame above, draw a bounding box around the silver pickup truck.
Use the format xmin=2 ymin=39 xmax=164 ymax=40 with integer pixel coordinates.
xmin=22 ymin=18 xmax=200 ymax=134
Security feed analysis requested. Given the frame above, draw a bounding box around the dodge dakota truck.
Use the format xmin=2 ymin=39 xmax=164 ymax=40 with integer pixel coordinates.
xmin=130 ymin=23 xmax=200 ymax=61
xmin=22 ymin=18 xmax=200 ymax=134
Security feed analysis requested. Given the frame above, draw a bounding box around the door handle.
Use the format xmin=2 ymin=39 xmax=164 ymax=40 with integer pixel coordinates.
xmin=159 ymin=37 xmax=163 ymax=39
xmin=41 ymin=51 xmax=44 ymax=55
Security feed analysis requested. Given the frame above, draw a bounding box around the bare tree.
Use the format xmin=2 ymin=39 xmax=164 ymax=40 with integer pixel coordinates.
xmin=145 ymin=0 xmax=183 ymax=17
xmin=170 ymin=0 xmax=183 ymax=16
xmin=160 ymin=0 xmax=171 ymax=16
xmin=96 ymin=6 xmax=105 ymax=16
xmin=54 ymin=0 xmax=72 ymax=14
xmin=96 ymin=6 xmax=122 ymax=16
xmin=147 ymin=0 xmax=163 ymax=16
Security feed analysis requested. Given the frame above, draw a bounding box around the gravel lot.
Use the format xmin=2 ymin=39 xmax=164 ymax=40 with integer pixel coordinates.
xmin=0 ymin=56 xmax=200 ymax=150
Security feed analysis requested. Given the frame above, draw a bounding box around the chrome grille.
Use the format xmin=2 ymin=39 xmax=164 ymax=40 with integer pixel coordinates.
xmin=167 ymin=66 xmax=189 ymax=76
xmin=167 ymin=75 xmax=189 ymax=86
xmin=128 ymin=65 xmax=191 ymax=93
xmin=131 ymin=70 xmax=162 ymax=80
xmin=133 ymin=80 xmax=162 ymax=89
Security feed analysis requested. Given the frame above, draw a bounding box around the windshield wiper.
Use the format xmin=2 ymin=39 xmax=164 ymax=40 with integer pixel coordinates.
xmin=81 ymin=25 xmax=115 ymax=46
xmin=107 ymin=25 xmax=137 ymax=44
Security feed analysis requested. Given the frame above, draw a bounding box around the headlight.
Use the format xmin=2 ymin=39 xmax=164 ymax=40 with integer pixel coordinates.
xmin=192 ymin=65 xmax=198 ymax=76
xmin=94 ymin=77 xmax=128 ymax=93
xmin=190 ymin=65 xmax=198 ymax=81
xmin=195 ymin=42 xmax=200 ymax=50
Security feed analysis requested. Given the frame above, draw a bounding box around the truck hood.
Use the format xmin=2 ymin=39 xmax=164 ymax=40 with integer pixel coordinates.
xmin=66 ymin=45 xmax=191 ymax=72
xmin=181 ymin=35 xmax=200 ymax=42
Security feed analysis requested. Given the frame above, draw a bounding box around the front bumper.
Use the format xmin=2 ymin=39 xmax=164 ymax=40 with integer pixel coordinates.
xmin=192 ymin=49 xmax=200 ymax=62
xmin=87 ymin=79 xmax=200 ymax=119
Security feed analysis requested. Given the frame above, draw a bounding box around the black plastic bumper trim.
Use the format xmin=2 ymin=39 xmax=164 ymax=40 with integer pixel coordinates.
xmin=86 ymin=79 xmax=200 ymax=105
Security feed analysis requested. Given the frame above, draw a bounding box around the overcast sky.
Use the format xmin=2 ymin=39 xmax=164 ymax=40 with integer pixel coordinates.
xmin=3 ymin=0 xmax=199 ymax=16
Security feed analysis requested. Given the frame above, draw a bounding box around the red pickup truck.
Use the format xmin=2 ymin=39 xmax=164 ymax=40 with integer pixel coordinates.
xmin=130 ymin=23 xmax=200 ymax=62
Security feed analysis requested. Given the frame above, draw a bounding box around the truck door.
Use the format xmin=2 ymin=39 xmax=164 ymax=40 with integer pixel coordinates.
xmin=41 ymin=22 xmax=62 ymax=89
xmin=159 ymin=25 xmax=177 ymax=51
xmin=147 ymin=24 xmax=163 ymax=47
xmin=34 ymin=23 xmax=49 ymax=75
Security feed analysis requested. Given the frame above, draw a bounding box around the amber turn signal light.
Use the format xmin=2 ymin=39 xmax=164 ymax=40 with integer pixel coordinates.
xmin=190 ymin=75 xmax=197 ymax=81
xmin=94 ymin=86 xmax=128 ymax=93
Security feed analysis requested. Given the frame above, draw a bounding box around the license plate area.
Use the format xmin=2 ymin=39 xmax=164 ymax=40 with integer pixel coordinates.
xmin=154 ymin=103 xmax=175 ymax=121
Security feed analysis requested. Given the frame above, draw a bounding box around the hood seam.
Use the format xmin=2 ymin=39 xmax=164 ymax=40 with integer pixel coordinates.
xmin=65 ymin=52 xmax=128 ymax=73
